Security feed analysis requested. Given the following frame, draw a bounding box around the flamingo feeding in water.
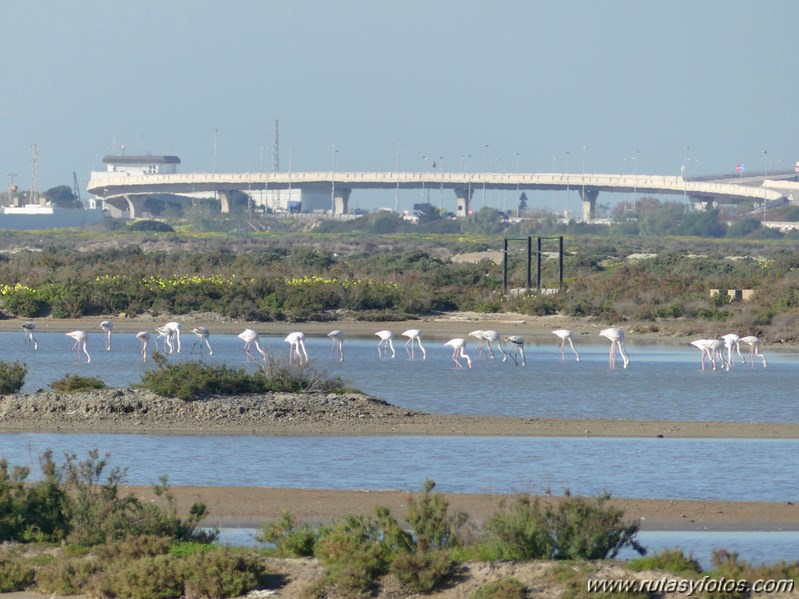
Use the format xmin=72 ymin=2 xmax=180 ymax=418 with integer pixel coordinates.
xmin=690 ymin=339 xmax=728 ymax=371
xmin=469 ymin=330 xmax=506 ymax=361
xmin=504 ymin=335 xmax=526 ymax=366
xmin=100 ymin=320 xmax=113 ymax=351
xmin=739 ymin=335 xmax=767 ymax=367
xmin=285 ymin=332 xmax=309 ymax=364
xmin=599 ymin=327 xmax=630 ymax=369
xmin=163 ymin=321 xmax=182 ymax=353
xmin=238 ymin=329 xmax=266 ymax=359
xmin=401 ymin=329 xmax=426 ymax=359
xmin=721 ymin=333 xmax=745 ymax=367
xmin=328 ymin=330 xmax=345 ymax=362
xmin=22 ymin=321 xmax=38 ymax=350
xmin=136 ymin=331 xmax=150 ymax=362
xmin=190 ymin=327 xmax=213 ymax=356
xmin=444 ymin=338 xmax=472 ymax=368
xmin=552 ymin=329 xmax=580 ymax=362
xmin=375 ymin=330 xmax=395 ymax=358
xmin=155 ymin=326 xmax=176 ymax=353
xmin=66 ymin=331 xmax=91 ymax=364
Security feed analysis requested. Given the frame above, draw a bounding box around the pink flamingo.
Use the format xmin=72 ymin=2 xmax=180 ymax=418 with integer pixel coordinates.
xmin=375 ymin=330 xmax=395 ymax=358
xmin=402 ymin=329 xmax=426 ymax=359
xmin=100 ymin=320 xmax=113 ymax=351
xmin=739 ymin=336 xmax=767 ymax=367
xmin=238 ymin=329 xmax=266 ymax=359
xmin=66 ymin=331 xmax=91 ymax=364
xmin=552 ymin=329 xmax=580 ymax=362
xmin=504 ymin=335 xmax=526 ymax=366
xmin=690 ymin=339 xmax=728 ymax=371
xmin=599 ymin=327 xmax=630 ymax=369
xmin=285 ymin=332 xmax=309 ymax=364
xmin=444 ymin=338 xmax=472 ymax=368
xmin=190 ymin=327 xmax=213 ymax=356
xmin=328 ymin=330 xmax=345 ymax=362
xmin=136 ymin=331 xmax=150 ymax=362
xmin=22 ymin=321 xmax=38 ymax=350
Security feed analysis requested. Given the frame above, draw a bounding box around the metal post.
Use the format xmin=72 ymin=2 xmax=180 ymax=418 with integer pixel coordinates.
xmin=526 ymin=236 xmax=532 ymax=292
xmin=559 ymin=236 xmax=564 ymax=289
xmin=503 ymin=238 xmax=509 ymax=295
xmin=536 ymin=236 xmax=543 ymax=291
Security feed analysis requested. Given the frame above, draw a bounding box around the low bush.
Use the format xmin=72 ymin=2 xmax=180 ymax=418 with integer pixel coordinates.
xmin=258 ymin=511 xmax=319 ymax=557
xmin=138 ymin=352 xmax=348 ymax=400
xmin=482 ymin=491 xmax=645 ymax=561
xmin=0 ymin=361 xmax=26 ymax=395
xmin=628 ymin=547 xmax=702 ymax=576
xmin=49 ymin=374 xmax=106 ymax=392
xmin=0 ymin=556 xmax=36 ymax=592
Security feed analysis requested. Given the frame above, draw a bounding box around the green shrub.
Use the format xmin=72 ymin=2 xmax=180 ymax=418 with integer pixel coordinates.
xmin=547 ymin=491 xmax=645 ymax=560
xmin=390 ymin=549 xmax=454 ymax=593
xmin=483 ymin=496 xmax=553 ymax=561
xmin=139 ymin=352 xmax=348 ymax=400
xmin=405 ymin=479 xmax=467 ymax=553
xmin=49 ymin=374 xmax=106 ymax=393
xmin=182 ymin=551 xmax=267 ymax=599
xmin=0 ymin=556 xmax=36 ymax=592
xmin=315 ymin=514 xmax=392 ymax=595
xmin=482 ymin=491 xmax=645 ymax=561
xmin=36 ymin=558 xmax=102 ymax=596
xmin=258 ymin=511 xmax=319 ymax=557
xmin=470 ymin=577 xmax=528 ymax=599
xmin=628 ymin=547 xmax=702 ymax=576
xmin=94 ymin=553 xmax=186 ymax=599
xmin=0 ymin=361 xmax=26 ymax=395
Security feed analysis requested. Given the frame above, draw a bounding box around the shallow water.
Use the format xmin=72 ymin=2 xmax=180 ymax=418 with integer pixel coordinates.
xmin=4 ymin=330 xmax=796 ymax=422
xmin=1 ymin=433 xmax=797 ymax=502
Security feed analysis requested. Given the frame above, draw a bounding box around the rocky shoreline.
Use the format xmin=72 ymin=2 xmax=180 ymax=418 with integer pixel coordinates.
xmin=2 ymin=388 xmax=799 ymax=438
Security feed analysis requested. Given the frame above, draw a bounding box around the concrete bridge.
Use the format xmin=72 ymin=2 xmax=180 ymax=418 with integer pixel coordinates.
xmin=87 ymin=171 xmax=789 ymax=220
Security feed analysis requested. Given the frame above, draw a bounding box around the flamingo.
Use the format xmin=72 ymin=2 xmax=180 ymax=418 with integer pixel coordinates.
xmin=690 ymin=339 xmax=728 ymax=371
xmin=155 ymin=325 xmax=175 ymax=354
xmin=468 ymin=330 xmax=488 ymax=358
xmin=22 ymin=321 xmax=38 ymax=350
xmin=328 ymin=330 xmax=345 ymax=362
xmin=599 ymin=327 xmax=630 ymax=369
xmin=401 ymin=329 xmax=426 ymax=359
xmin=504 ymin=335 xmax=526 ymax=366
xmin=190 ymin=327 xmax=213 ymax=356
xmin=285 ymin=332 xmax=309 ymax=364
xmin=444 ymin=338 xmax=472 ymax=368
xmin=721 ymin=333 xmax=745 ymax=366
xmin=375 ymin=330 xmax=395 ymax=358
xmin=100 ymin=320 xmax=113 ymax=351
xmin=739 ymin=335 xmax=767 ymax=367
xmin=552 ymin=329 xmax=580 ymax=362
xmin=65 ymin=331 xmax=91 ymax=364
xmin=135 ymin=331 xmax=150 ymax=362
xmin=238 ymin=329 xmax=266 ymax=359
xmin=163 ymin=321 xmax=182 ymax=353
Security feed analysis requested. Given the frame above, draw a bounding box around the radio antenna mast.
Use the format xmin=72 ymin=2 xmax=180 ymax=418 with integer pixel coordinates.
xmin=29 ymin=144 xmax=39 ymax=206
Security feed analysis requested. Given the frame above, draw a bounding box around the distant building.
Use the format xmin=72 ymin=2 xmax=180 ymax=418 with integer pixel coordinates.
xmin=99 ymin=154 xmax=181 ymax=176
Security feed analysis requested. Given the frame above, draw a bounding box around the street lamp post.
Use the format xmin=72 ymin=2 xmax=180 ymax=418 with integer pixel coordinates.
xmin=395 ymin=142 xmax=402 ymax=213
xmin=331 ymin=144 xmax=338 ymax=214
xmin=437 ymin=156 xmax=444 ymax=210
xmin=682 ymin=146 xmax=690 ymax=212
xmin=763 ymin=149 xmax=768 ymax=223
xmin=632 ymin=150 xmax=638 ymax=214
xmin=421 ymin=155 xmax=428 ymax=203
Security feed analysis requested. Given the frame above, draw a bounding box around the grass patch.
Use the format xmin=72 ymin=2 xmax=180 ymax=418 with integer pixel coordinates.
xmin=50 ymin=374 xmax=106 ymax=392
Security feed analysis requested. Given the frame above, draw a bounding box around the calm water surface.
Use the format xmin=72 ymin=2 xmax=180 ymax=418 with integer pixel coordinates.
xmin=3 ymin=330 xmax=797 ymax=563
xmin=3 ymin=330 xmax=798 ymax=422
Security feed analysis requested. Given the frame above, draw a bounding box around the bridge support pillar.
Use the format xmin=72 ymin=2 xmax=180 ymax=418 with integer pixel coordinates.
xmin=333 ymin=188 xmax=351 ymax=215
xmin=579 ymin=189 xmax=600 ymax=221
xmin=219 ymin=191 xmax=231 ymax=214
xmin=125 ymin=195 xmax=148 ymax=219
xmin=454 ymin=187 xmax=474 ymax=218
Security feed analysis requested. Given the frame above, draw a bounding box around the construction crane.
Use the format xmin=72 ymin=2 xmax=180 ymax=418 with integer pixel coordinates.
xmin=73 ymin=172 xmax=83 ymax=206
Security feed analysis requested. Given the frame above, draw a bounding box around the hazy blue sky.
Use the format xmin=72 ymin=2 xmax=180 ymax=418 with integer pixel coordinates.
xmin=2 ymin=0 xmax=797 ymax=210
